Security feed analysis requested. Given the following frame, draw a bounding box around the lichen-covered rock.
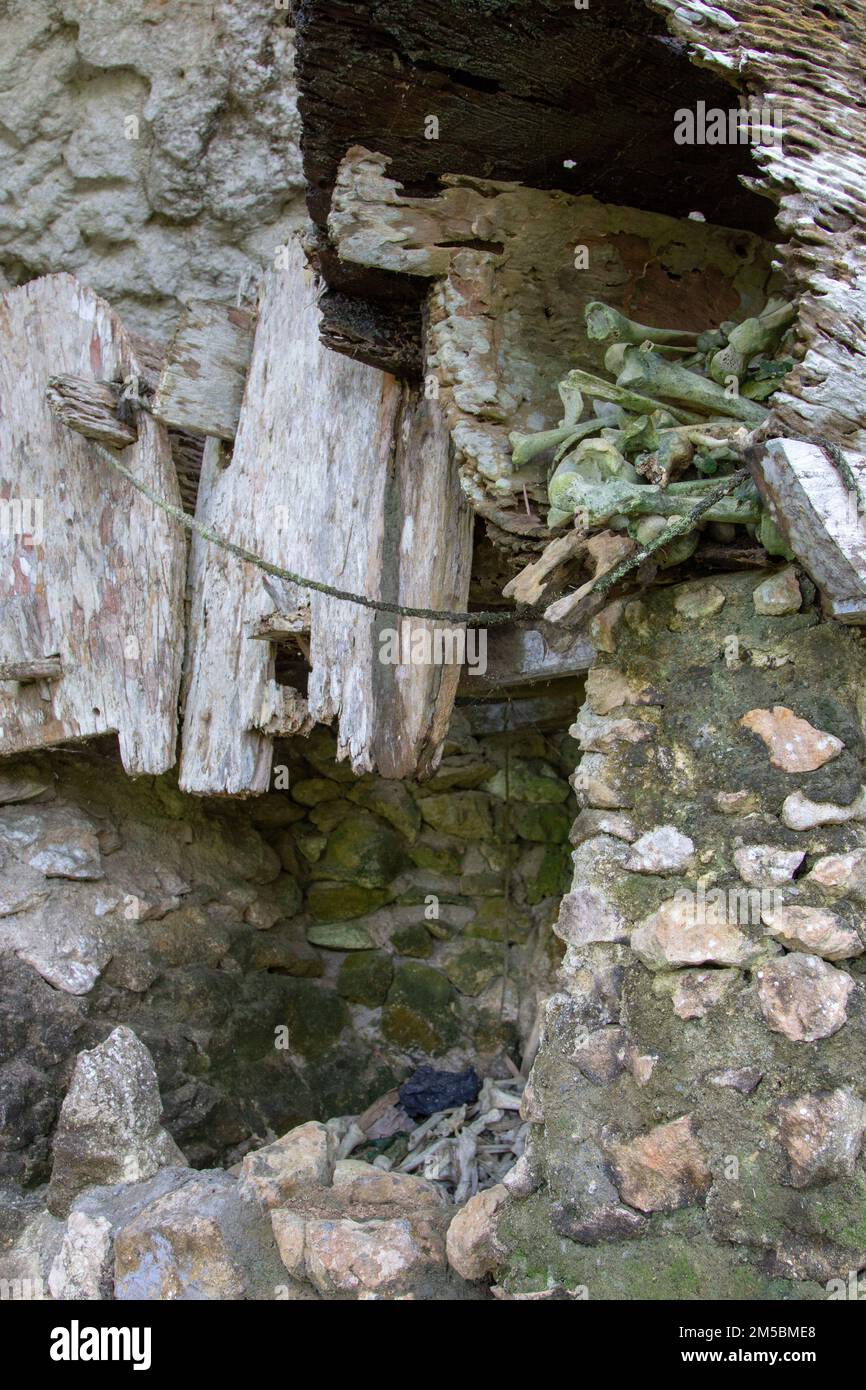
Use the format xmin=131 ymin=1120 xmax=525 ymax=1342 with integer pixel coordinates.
xmin=446 ymin=1184 xmax=508 ymax=1280
xmin=807 ymin=848 xmax=866 ymax=892
xmin=777 ymin=1089 xmax=866 ymax=1188
xmin=47 ymin=1028 xmax=187 ymax=1217
xmin=756 ymin=955 xmax=855 ymax=1041
xmin=114 ymin=1172 xmax=285 ymax=1300
xmin=660 ymin=967 xmax=740 ymax=1020
xmin=605 ymin=1116 xmax=711 ymax=1214
xmin=238 ymin=1122 xmax=336 ymax=1209
xmin=306 ymin=882 xmax=389 ymax=921
xmin=673 ymin=581 xmax=726 ymax=620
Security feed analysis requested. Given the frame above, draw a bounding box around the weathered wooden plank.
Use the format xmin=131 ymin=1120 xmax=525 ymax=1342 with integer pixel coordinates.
xmin=0 ymin=274 xmax=185 ymax=773
xmin=0 ymin=658 xmax=62 ymax=683
xmin=179 ymin=240 xmax=472 ymax=794
xmin=460 ymin=690 xmax=581 ymax=734
xmin=152 ymin=301 xmax=256 ymax=441
xmin=45 ymin=375 xmax=137 ymax=449
xmin=458 ymin=624 xmax=594 ymax=693
xmin=755 ymin=438 xmax=866 ymax=623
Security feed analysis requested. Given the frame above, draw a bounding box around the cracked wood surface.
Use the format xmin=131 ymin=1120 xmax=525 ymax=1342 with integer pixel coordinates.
xmin=179 ymin=240 xmax=472 ymax=794
xmin=0 ymin=274 xmax=184 ymax=774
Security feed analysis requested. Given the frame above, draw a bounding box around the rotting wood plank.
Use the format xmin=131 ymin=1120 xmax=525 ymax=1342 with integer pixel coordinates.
xmin=179 ymin=240 xmax=472 ymax=794
xmin=458 ymin=624 xmax=594 ymax=693
xmin=152 ymin=301 xmax=256 ymax=441
xmin=0 ymin=274 xmax=185 ymax=774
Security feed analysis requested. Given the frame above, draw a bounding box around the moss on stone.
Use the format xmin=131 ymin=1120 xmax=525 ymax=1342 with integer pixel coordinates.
xmin=306 ymin=881 xmax=390 ymax=921
xmin=418 ymin=791 xmax=493 ymax=840
xmin=443 ymin=939 xmax=503 ymax=996
xmin=382 ymin=962 xmax=460 ymax=1053
xmin=391 ymin=923 xmax=433 ymax=958
xmin=337 ymin=950 xmax=394 ymax=1005
xmin=309 ymin=811 xmax=405 ymax=888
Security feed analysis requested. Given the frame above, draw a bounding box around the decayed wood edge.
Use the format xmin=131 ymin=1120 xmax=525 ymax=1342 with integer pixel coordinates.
xmin=178 ymin=242 xmax=472 ymax=793
xmin=458 ymin=624 xmax=595 ymax=694
xmin=651 ymin=0 xmax=866 ymax=457
xmin=45 ymin=376 xmax=136 ymax=449
xmin=152 ymin=301 xmax=257 ymax=441
xmin=0 ymin=657 xmax=62 ymax=683
xmin=0 ymin=273 xmax=185 ymax=775
xmin=754 ymin=438 xmax=866 ymax=621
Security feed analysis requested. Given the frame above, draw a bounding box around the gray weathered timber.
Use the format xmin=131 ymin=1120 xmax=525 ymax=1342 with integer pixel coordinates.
xmin=45 ymin=375 xmax=137 ymax=449
xmin=179 ymin=241 xmax=472 ymax=794
xmin=756 ymin=438 xmax=866 ymax=622
xmin=459 ymin=624 xmax=594 ymax=693
xmin=152 ymin=301 xmax=257 ymax=441
xmin=0 ymin=274 xmax=185 ymax=773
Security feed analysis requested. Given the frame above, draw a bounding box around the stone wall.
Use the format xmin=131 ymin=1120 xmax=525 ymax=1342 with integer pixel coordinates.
xmin=499 ymin=569 xmax=866 ymax=1299
xmin=0 ymin=0 xmax=306 ymax=338
xmin=0 ymin=713 xmax=575 ymax=1185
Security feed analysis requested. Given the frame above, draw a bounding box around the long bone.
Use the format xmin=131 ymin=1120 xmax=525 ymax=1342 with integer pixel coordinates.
xmin=584 ymin=300 xmax=700 ymax=347
xmin=616 ymin=347 xmax=769 ymax=424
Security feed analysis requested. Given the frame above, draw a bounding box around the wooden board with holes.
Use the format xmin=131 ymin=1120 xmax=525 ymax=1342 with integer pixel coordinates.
xmin=0 ymin=274 xmax=185 ymax=773
xmin=179 ymin=240 xmax=473 ymax=794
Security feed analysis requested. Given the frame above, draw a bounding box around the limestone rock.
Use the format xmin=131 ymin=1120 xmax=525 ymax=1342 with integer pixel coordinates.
xmin=571 ymin=753 xmax=631 ymax=810
xmin=761 ymin=905 xmax=863 ymax=961
xmin=238 ymin=1122 xmax=336 ymax=1210
xmin=337 ymin=951 xmax=393 ymax=1006
xmin=782 ymin=787 xmax=866 ymax=831
xmin=584 ymin=667 xmax=660 ymax=716
xmin=777 ymin=1089 xmax=866 ymax=1189
xmin=739 ymin=706 xmax=843 ymax=773
xmin=569 ymin=809 xmax=637 ymax=845
xmin=573 ymin=1026 xmax=627 ymax=1084
xmin=382 ymin=962 xmax=460 ymax=1053
xmin=418 ymin=792 xmax=493 ymax=840
xmin=332 ymin=1168 xmax=446 ymax=1209
xmin=751 ymin=568 xmax=802 ymax=615
xmin=47 ymin=1027 xmax=187 ymax=1217
xmin=673 ymin=581 xmax=726 ymax=619
xmin=552 ymin=1203 xmax=647 ymax=1244
xmin=733 ymin=844 xmax=805 ymax=886
xmin=554 ymin=884 xmax=627 ymax=947
xmin=664 ymin=967 xmax=740 ymax=1020
xmin=307 ymin=922 xmax=375 ymax=950
xmin=714 ymin=789 xmax=761 ymax=815
xmin=47 ymin=1168 xmax=194 ymax=1300
xmin=756 ymin=955 xmax=855 ymax=1041
xmin=705 ymin=1066 xmax=763 ymax=1095
xmin=114 ymin=1172 xmax=285 ymax=1300
xmin=445 ymin=1183 xmax=508 ymax=1280
xmin=0 ymin=763 xmax=53 ymax=804
xmin=624 ymin=824 xmax=695 ymax=875
xmin=631 ymin=895 xmax=766 ymax=971
xmin=304 ymin=1212 xmax=447 ymax=1297
xmin=807 ymin=848 xmax=866 ymax=892
xmin=570 ymin=708 xmax=653 ymax=752
xmin=605 ymin=1115 xmax=711 ymax=1214
xmin=311 ymin=812 xmax=405 ymax=888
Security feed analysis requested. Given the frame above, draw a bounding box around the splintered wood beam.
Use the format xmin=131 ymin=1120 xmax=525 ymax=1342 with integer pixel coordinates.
xmin=45 ymin=376 xmax=137 ymax=449
xmin=458 ymin=623 xmax=594 ymax=694
xmin=152 ymin=301 xmax=257 ymax=441
xmin=0 ymin=657 xmax=62 ymax=683
xmin=754 ymin=438 xmax=866 ymax=623
xmin=179 ymin=241 xmax=472 ymax=794
xmin=0 ymin=273 xmax=185 ymax=774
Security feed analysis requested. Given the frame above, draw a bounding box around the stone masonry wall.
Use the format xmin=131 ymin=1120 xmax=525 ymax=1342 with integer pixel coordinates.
xmin=499 ymin=569 xmax=866 ymax=1300
xmin=0 ymin=713 xmax=575 ymax=1187
xmin=0 ymin=0 xmax=306 ymax=339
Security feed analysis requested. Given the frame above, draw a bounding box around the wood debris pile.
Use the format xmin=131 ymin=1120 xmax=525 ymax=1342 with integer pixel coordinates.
xmin=335 ymin=1076 xmax=528 ymax=1203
